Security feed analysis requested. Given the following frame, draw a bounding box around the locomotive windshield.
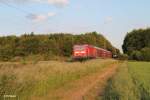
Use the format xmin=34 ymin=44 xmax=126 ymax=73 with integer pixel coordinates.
xmin=74 ymin=46 xmax=86 ymax=51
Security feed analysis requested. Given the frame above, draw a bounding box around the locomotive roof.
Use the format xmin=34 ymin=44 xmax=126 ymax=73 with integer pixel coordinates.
xmin=94 ymin=46 xmax=111 ymax=52
xmin=74 ymin=44 xmax=111 ymax=53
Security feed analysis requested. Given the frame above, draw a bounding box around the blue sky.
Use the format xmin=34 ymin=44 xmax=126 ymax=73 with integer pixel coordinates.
xmin=0 ymin=0 xmax=150 ymax=51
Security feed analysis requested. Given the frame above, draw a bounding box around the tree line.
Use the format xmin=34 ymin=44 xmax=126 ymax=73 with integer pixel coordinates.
xmin=122 ymin=28 xmax=150 ymax=61
xmin=0 ymin=32 xmax=119 ymax=61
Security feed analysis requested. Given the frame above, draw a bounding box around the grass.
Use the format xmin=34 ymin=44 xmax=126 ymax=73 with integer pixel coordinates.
xmin=102 ymin=61 xmax=150 ymax=100
xmin=128 ymin=62 xmax=150 ymax=100
xmin=0 ymin=59 xmax=116 ymax=100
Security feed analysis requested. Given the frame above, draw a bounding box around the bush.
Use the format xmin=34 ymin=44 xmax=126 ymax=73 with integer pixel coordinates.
xmin=127 ymin=48 xmax=150 ymax=61
xmin=141 ymin=48 xmax=150 ymax=61
xmin=118 ymin=54 xmax=128 ymax=60
xmin=130 ymin=51 xmax=143 ymax=61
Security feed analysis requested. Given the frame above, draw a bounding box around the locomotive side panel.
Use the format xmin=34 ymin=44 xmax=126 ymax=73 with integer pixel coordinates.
xmin=87 ymin=46 xmax=96 ymax=58
xmin=73 ymin=44 xmax=112 ymax=59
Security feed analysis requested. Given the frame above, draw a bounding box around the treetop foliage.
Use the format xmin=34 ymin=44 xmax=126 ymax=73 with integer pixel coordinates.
xmin=0 ymin=32 xmax=119 ymax=61
xmin=122 ymin=28 xmax=150 ymax=61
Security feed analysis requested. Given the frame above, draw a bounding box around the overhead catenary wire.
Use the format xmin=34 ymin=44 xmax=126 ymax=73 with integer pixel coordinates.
xmin=0 ymin=0 xmax=98 ymax=33
xmin=0 ymin=0 xmax=64 ymax=33
xmin=0 ymin=0 xmax=48 ymax=32
xmin=0 ymin=0 xmax=33 ymax=15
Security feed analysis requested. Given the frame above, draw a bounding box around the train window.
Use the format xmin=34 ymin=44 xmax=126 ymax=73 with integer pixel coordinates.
xmin=74 ymin=46 xmax=85 ymax=51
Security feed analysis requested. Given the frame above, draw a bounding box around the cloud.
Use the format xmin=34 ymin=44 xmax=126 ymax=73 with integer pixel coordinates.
xmin=104 ymin=17 xmax=113 ymax=24
xmin=2 ymin=0 xmax=69 ymax=7
xmin=26 ymin=12 xmax=56 ymax=22
xmin=47 ymin=0 xmax=69 ymax=7
xmin=26 ymin=14 xmax=47 ymax=22
xmin=48 ymin=12 xmax=56 ymax=17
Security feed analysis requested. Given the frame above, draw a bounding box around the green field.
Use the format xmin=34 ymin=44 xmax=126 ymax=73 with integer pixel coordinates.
xmin=0 ymin=60 xmax=150 ymax=100
xmin=0 ymin=59 xmax=116 ymax=100
xmin=102 ymin=61 xmax=150 ymax=100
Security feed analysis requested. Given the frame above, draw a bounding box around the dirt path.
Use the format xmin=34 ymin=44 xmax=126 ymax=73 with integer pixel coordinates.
xmin=83 ymin=64 xmax=118 ymax=100
xmin=32 ymin=63 xmax=119 ymax=100
xmin=62 ymin=63 xmax=118 ymax=100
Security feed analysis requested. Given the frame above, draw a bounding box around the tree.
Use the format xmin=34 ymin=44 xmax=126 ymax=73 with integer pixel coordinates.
xmin=122 ymin=28 xmax=150 ymax=61
xmin=0 ymin=32 xmax=119 ymax=61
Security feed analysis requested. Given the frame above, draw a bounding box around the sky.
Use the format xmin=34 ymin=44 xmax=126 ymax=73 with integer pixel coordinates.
xmin=0 ymin=0 xmax=150 ymax=51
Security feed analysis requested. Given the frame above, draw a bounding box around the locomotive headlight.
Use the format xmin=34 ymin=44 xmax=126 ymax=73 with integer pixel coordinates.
xmin=75 ymin=51 xmax=80 ymax=54
xmin=80 ymin=51 xmax=86 ymax=53
xmin=74 ymin=51 xmax=85 ymax=54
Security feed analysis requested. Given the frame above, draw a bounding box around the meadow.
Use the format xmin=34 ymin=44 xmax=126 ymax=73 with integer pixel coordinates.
xmin=0 ymin=59 xmax=116 ymax=100
xmin=102 ymin=61 xmax=150 ymax=100
xmin=1 ymin=59 xmax=149 ymax=100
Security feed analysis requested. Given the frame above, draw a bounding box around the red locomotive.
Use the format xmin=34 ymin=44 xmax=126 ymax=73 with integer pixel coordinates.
xmin=73 ymin=44 xmax=112 ymax=59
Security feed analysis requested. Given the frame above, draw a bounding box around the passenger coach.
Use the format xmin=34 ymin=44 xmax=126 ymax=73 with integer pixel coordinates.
xmin=73 ymin=44 xmax=112 ymax=59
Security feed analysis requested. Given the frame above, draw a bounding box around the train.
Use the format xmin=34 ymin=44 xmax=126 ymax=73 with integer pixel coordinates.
xmin=73 ymin=44 xmax=112 ymax=59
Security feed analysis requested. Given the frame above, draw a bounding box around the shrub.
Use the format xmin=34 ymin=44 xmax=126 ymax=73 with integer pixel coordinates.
xmin=118 ymin=54 xmax=128 ymax=60
xmin=130 ymin=51 xmax=143 ymax=61
xmin=141 ymin=48 xmax=150 ymax=61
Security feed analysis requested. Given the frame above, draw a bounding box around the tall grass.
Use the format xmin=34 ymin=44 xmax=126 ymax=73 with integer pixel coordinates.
xmin=102 ymin=62 xmax=140 ymax=100
xmin=128 ymin=62 xmax=150 ymax=100
xmin=102 ymin=61 xmax=150 ymax=100
xmin=0 ymin=59 xmax=115 ymax=100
